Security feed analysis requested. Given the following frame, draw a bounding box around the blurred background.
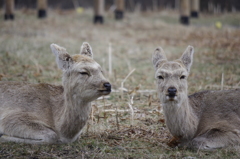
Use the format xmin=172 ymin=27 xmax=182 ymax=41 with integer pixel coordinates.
xmin=1 ymin=0 xmax=240 ymax=12
xmin=0 ymin=0 xmax=240 ymax=158
xmin=1 ymin=0 xmax=240 ymax=24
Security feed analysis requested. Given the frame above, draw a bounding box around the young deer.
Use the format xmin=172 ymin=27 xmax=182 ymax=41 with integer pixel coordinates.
xmin=152 ymin=46 xmax=240 ymax=150
xmin=0 ymin=42 xmax=111 ymax=144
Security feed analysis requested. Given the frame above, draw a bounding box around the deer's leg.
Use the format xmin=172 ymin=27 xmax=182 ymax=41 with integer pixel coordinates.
xmin=190 ymin=129 xmax=240 ymax=150
xmin=0 ymin=135 xmax=57 ymax=144
xmin=0 ymin=113 xmax=59 ymax=144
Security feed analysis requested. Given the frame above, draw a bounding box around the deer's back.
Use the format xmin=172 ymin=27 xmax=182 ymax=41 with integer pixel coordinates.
xmin=189 ymin=89 xmax=240 ymax=136
xmin=0 ymin=81 xmax=64 ymax=127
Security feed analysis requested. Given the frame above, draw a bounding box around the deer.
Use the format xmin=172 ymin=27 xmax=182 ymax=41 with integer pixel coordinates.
xmin=152 ymin=46 xmax=240 ymax=150
xmin=0 ymin=42 xmax=111 ymax=144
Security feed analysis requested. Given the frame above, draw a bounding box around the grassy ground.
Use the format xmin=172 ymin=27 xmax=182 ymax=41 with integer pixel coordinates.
xmin=0 ymin=9 xmax=240 ymax=158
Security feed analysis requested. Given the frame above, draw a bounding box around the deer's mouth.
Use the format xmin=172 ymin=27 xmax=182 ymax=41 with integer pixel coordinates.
xmin=98 ymin=89 xmax=111 ymax=95
xmin=166 ymin=94 xmax=177 ymax=101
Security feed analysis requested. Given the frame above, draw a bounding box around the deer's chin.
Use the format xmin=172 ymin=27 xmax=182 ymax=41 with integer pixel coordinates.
xmin=98 ymin=90 xmax=111 ymax=95
xmin=166 ymin=95 xmax=178 ymax=101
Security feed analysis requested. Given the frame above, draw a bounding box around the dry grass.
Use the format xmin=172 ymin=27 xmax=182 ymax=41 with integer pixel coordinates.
xmin=0 ymin=9 xmax=240 ymax=158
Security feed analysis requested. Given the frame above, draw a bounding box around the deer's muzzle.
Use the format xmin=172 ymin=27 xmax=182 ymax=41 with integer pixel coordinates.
xmin=103 ymin=82 xmax=111 ymax=92
xmin=167 ymin=87 xmax=177 ymax=101
xmin=98 ymin=82 xmax=111 ymax=95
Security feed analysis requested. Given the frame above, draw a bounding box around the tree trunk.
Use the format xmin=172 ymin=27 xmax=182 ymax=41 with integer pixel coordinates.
xmin=115 ymin=0 xmax=125 ymax=20
xmin=37 ymin=0 xmax=47 ymax=18
xmin=190 ymin=0 xmax=199 ymax=18
xmin=94 ymin=0 xmax=105 ymax=24
xmin=4 ymin=0 xmax=14 ymax=20
xmin=179 ymin=0 xmax=190 ymax=25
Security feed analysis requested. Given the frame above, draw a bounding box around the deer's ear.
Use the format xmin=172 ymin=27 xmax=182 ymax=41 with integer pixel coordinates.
xmin=80 ymin=42 xmax=93 ymax=59
xmin=152 ymin=47 xmax=167 ymax=70
xmin=180 ymin=46 xmax=194 ymax=72
xmin=50 ymin=44 xmax=73 ymax=71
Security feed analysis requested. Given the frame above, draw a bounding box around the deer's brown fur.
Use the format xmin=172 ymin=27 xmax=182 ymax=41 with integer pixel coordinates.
xmin=0 ymin=42 xmax=111 ymax=144
xmin=152 ymin=46 xmax=240 ymax=150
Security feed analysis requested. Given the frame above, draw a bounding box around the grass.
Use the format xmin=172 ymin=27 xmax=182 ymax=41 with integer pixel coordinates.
xmin=0 ymin=9 xmax=240 ymax=158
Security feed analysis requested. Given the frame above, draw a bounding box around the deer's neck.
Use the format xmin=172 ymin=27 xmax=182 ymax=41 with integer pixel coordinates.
xmin=57 ymin=85 xmax=91 ymax=142
xmin=163 ymin=95 xmax=198 ymax=140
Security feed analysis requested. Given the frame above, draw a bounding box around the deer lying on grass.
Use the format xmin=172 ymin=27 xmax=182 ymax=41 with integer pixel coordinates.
xmin=152 ymin=46 xmax=240 ymax=150
xmin=0 ymin=42 xmax=111 ymax=144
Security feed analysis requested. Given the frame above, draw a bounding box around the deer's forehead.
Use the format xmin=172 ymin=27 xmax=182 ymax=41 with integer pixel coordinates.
xmin=72 ymin=54 xmax=94 ymax=63
xmin=71 ymin=54 xmax=101 ymax=69
xmin=73 ymin=61 xmax=101 ymax=71
xmin=161 ymin=62 xmax=184 ymax=70
xmin=157 ymin=62 xmax=187 ymax=74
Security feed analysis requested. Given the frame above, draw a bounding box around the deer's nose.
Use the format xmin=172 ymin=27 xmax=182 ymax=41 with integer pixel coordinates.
xmin=168 ymin=87 xmax=177 ymax=97
xmin=103 ymin=82 xmax=111 ymax=91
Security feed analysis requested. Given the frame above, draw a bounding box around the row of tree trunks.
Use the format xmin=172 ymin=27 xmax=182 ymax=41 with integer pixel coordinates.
xmin=93 ymin=0 xmax=125 ymax=24
xmin=93 ymin=0 xmax=199 ymax=25
xmin=180 ymin=0 xmax=199 ymax=25
xmin=4 ymin=0 xmax=199 ymax=26
xmin=4 ymin=0 xmax=48 ymax=20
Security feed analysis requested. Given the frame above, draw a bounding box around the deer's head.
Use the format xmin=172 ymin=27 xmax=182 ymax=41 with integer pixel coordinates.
xmin=152 ymin=46 xmax=194 ymax=106
xmin=51 ymin=42 xmax=111 ymax=102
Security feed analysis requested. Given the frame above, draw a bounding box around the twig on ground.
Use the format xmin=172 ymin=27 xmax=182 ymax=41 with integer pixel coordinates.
xmin=116 ymin=104 xmax=120 ymax=130
xmin=108 ymin=43 xmax=112 ymax=77
xmin=221 ymin=72 xmax=224 ymax=90
xmin=121 ymin=68 xmax=136 ymax=99
xmin=128 ymin=103 xmax=134 ymax=126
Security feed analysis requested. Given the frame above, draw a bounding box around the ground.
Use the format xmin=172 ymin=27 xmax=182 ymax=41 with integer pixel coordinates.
xmin=0 ymin=8 xmax=240 ymax=158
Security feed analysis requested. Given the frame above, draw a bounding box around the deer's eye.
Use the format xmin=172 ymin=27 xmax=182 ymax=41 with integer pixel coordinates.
xmin=79 ymin=72 xmax=89 ymax=76
xmin=180 ymin=75 xmax=186 ymax=79
xmin=158 ymin=75 xmax=164 ymax=80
